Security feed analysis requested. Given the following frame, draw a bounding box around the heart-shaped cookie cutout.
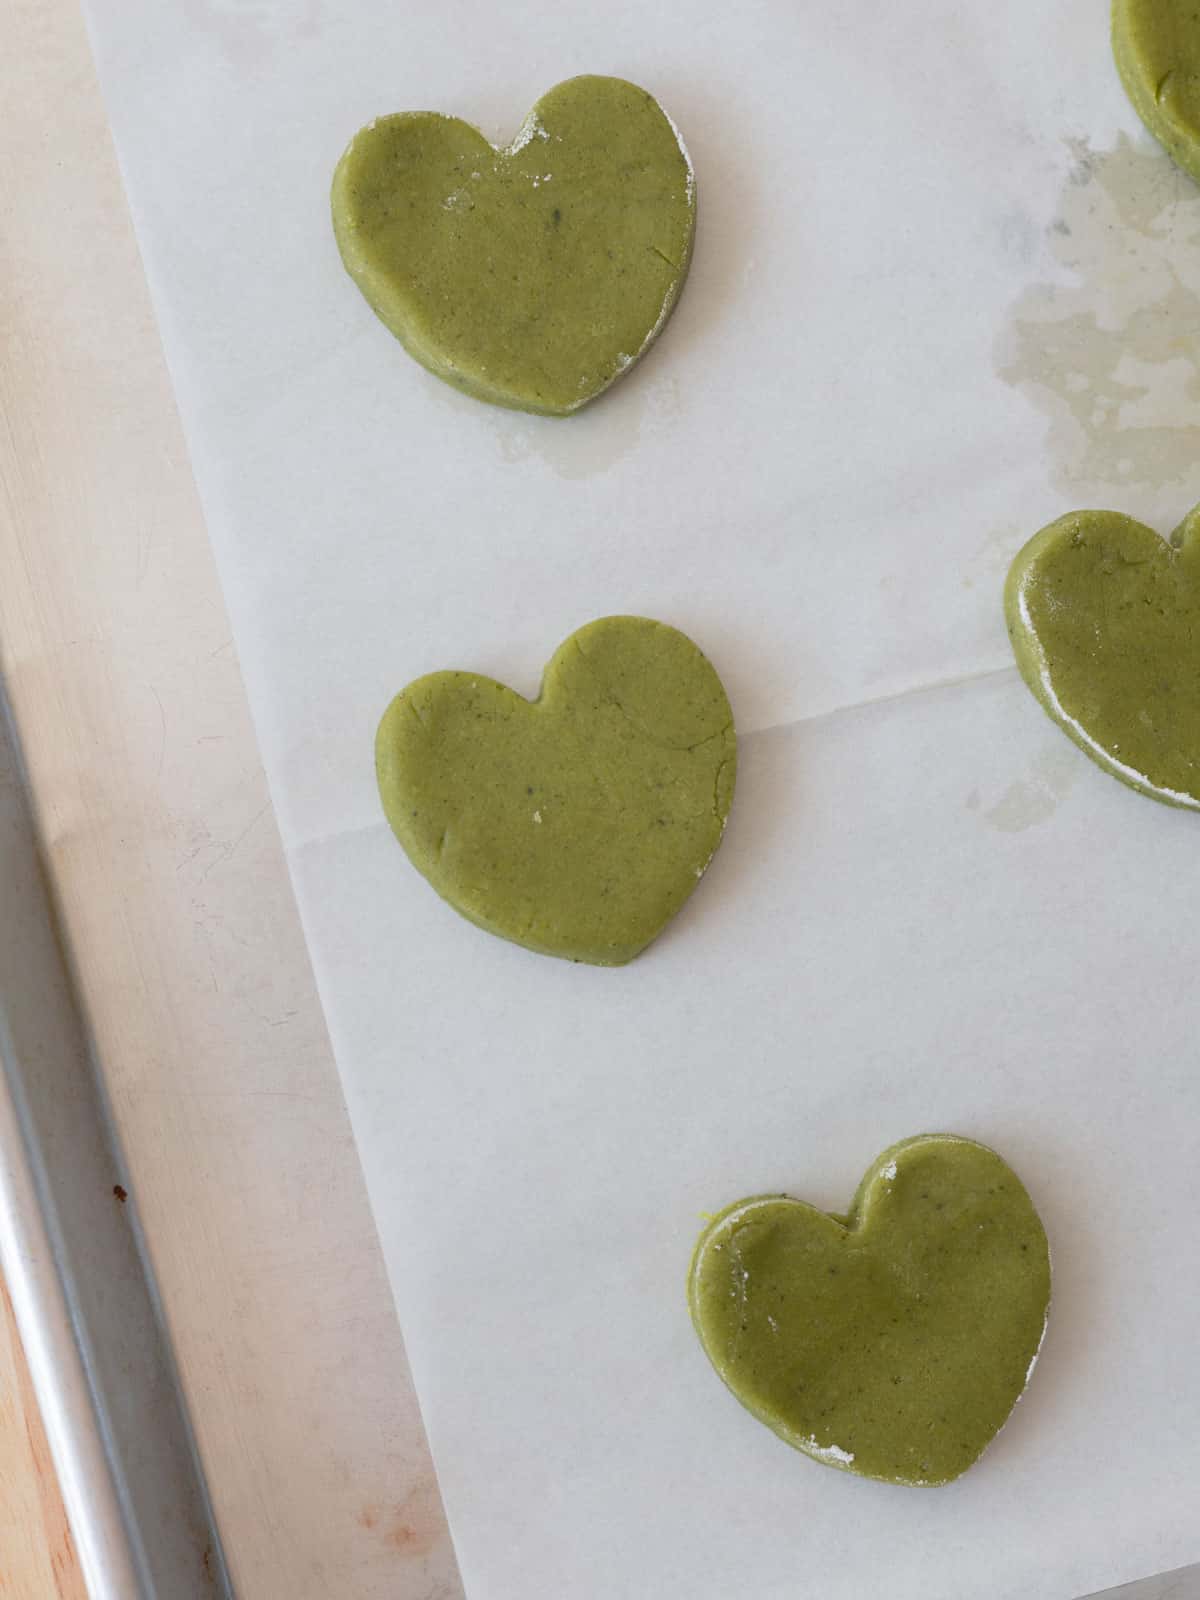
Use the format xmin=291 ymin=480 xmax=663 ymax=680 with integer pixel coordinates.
xmin=376 ymin=617 xmax=735 ymax=965
xmin=1006 ymin=505 xmax=1200 ymax=808
xmin=332 ymin=76 xmax=695 ymax=415
xmin=688 ymin=1135 xmax=1050 ymax=1486
xmin=1114 ymin=0 xmax=1200 ymax=185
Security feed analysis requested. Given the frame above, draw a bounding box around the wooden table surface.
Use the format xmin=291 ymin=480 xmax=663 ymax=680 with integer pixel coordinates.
xmin=0 ymin=1282 xmax=84 ymax=1599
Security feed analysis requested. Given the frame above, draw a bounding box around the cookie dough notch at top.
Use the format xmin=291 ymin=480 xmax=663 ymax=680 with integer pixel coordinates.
xmin=332 ymin=76 xmax=696 ymax=415
xmin=375 ymin=616 xmax=736 ymax=965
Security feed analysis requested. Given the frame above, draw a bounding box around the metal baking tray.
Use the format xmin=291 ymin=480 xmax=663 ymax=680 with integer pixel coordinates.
xmin=0 ymin=689 xmax=229 ymax=1599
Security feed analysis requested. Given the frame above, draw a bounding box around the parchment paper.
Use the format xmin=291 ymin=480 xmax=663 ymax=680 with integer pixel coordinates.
xmin=79 ymin=0 xmax=1200 ymax=1594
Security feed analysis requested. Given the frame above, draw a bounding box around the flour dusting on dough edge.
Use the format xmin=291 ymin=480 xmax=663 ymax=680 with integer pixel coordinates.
xmin=658 ymin=98 xmax=697 ymax=209
xmin=804 ymin=1437 xmax=855 ymax=1466
xmin=507 ymin=111 xmax=550 ymax=154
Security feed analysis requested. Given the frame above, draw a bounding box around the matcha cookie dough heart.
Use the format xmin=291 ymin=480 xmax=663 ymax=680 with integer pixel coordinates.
xmin=688 ymin=1135 xmax=1050 ymax=1486
xmin=1006 ymin=505 xmax=1200 ymax=808
xmin=376 ymin=617 xmax=735 ymax=965
xmin=1114 ymin=0 xmax=1200 ymax=184
xmin=332 ymin=75 xmax=696 ymax=415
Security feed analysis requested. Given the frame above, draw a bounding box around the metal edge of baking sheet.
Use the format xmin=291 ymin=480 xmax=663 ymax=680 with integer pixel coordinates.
xmin=0 ymin=688 xmax=231 ymax=1600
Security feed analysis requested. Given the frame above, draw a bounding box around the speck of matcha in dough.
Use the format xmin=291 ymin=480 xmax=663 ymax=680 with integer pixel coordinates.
xmin=1006 ymin=504 xmax=1200 ymax=808
xmin=688 ymin=1136 xmax=1051 ymax=1486
xmin=331 ymin=75 xmax=696 ymax=415
xmin=376 ymin=616 xmax=736 ymax=966
xmin=1113 ymin=0 xmax=1200 ymax=183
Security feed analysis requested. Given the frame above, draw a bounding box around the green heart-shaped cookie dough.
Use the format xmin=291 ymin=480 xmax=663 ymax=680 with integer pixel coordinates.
xmin=1114 ymin=0 xmax=1200 ymax=184
xmin=332 ymin=75 xmax=696 ymax=415
xmin=688 ymin=1136 xmax=1051 ymax=1487
xmin=1006 ymin=505 xmax=1200 ymax=808
xmin=376 ymin=617 xmax=735 ymax=965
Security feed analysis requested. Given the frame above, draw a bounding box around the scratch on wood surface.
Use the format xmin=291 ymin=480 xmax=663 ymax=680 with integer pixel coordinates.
xmin=135 ymin=517 xmax=156 ymax=589
xmin=151 ymin=684 xmax=167 ymax=776
xmin=198 ymin=802 xmax=270 ymax=883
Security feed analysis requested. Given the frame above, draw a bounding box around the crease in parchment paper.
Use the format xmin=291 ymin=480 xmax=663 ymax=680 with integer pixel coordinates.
xmin=287 ymin=660 xmax=1021 ymax=858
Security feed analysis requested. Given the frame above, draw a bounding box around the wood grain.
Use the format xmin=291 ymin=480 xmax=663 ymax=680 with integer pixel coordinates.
xmin=0 ymin=1 xmax=460 ymax=1595
xmin=0 ymin=1278 xmax=86 ymax=1600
